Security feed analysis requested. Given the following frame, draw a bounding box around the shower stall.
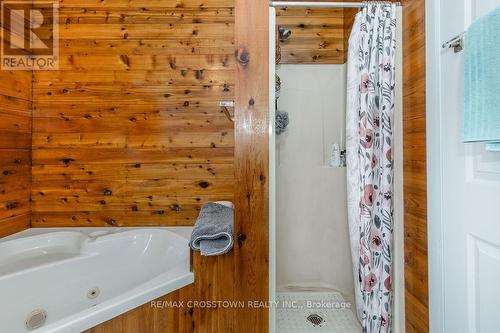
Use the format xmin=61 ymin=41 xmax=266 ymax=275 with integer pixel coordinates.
xmin=268 ymin=2 xmax=404 ymax=332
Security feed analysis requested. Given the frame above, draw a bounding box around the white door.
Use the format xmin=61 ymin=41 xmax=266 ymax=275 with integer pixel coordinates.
xmin=427 ymin=0 xmax=500 ymax=332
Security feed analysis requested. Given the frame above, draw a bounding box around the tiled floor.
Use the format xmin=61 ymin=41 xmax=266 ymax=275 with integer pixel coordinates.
xmin=276 ymin=292 xmax=361 ymax=333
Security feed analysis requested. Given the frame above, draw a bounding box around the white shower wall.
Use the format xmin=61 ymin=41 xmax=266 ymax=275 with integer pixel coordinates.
xmin=276 ymin=64 xmax=355 ymax=303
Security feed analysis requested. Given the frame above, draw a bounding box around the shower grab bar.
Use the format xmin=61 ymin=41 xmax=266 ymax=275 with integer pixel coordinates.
xmin=219 ymin=101 xmax=235 ymax=122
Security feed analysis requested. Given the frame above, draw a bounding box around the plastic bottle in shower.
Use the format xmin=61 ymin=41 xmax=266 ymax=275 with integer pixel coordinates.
xmin=330 ymin=143 xmax=341 ymax=167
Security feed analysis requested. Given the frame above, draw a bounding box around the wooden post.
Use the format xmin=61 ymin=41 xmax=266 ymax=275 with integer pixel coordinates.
xmin=234 ymin=0 xmax=270 ymax=332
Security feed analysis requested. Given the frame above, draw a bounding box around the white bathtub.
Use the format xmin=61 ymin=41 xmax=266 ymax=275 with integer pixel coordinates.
xmin=0 ymin=227 xmax=194 ymax=333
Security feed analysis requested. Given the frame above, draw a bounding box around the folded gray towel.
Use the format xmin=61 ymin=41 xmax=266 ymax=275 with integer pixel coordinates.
xmin=190 ymin=202 xmax=234 ymax=256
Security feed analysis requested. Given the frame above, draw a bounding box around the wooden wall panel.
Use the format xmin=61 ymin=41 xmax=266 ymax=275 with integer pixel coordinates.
xmin=343 ymin=7 xmax=357 ymax=62
xmin=401 ymin=0 xmax=428 ymax=331
xmin=276 ymin=7 xmax=346 ymax=64
xmin=32 ymin=1 xmax=235 ymax=228
xmin=0 ymin=1 xmax=32 ymax=237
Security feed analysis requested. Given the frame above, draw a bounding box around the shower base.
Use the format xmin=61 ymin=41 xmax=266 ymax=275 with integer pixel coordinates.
xmin=276 ymin=292 xmax=361 ymax=333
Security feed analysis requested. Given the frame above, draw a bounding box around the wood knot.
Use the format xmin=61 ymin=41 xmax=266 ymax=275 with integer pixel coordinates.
xmin=236 ymin=48 xmax=250 ymax=66
xmin=106 ymin=218 xmax=118 ymax=227
xmin=169 ymin=58 xmax=177 ymax=69
xmin=170 ymin=204 xmax=181 ymax=211
xmin=6 ymin=201 xmax=18 ymax=209
xmin=195 ymin=70 xmax=204 ymax=80
xmin=62 ymin=158 xmax=75 ymax=165
xmin=103 ymin=189 xmax=113 ymax=196
xmin=198 ymin=181 xmax=210 ymax=189
xmin=237 ymin=232 xmax=247 ymax=247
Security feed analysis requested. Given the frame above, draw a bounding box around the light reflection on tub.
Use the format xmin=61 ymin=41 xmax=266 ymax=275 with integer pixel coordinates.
xmin=0 ymin=227 xmax=194 ymax=333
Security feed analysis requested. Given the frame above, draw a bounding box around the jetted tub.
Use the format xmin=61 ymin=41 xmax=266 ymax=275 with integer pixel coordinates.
xmin=0 ymin=227 xmax=194 ymax=333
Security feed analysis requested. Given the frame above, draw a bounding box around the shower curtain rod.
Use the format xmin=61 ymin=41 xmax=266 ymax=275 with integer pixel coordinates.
xmin=269 ymin=1 xmax=402 ymax=8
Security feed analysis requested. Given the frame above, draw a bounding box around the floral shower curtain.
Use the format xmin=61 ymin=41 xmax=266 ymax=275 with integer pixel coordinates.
xmin=346 ymin=4 xmax=396 ymax=333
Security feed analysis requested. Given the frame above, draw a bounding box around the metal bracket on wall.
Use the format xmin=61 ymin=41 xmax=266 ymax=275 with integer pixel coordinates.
xmin=219 ymin=101 xmax=235 ymax=122
xmin=442 ymin=33 xmax=464 ymax=53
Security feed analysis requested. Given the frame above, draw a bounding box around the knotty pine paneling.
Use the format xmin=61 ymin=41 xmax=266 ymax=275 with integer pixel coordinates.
xmin=343 ymin=7 xmax=357 ymax=62
xmin=402 ymin=0 xmax=428 ymax=331
xmin=0 ymin=6 xmax=32 ymax=237
xmin=276 ymin=7 xmax=346 ymax=64
xmin=32 ymin=1 xmax=235 ymax=228
xmin=33 ymin=1 xmax=238 ymax=333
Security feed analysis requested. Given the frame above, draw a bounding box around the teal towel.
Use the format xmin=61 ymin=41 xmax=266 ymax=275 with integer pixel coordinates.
xmin=463 ymin=5 xmax=500 ymax=149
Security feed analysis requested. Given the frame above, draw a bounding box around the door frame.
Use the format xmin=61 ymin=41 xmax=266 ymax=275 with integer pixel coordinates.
xmin=425 ymin=0 xmax=446 ymax=331
xmin=268 ymin=7 xmax=277 ymax=333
